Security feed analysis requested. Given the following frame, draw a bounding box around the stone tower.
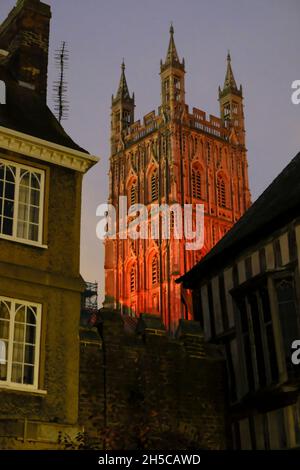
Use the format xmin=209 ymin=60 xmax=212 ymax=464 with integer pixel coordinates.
xmin=104 ymin=27 xmax=251 ymax=330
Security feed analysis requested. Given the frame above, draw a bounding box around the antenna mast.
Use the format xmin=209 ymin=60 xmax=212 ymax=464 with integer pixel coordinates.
xmin=53 ymin=41 xmax=69 ymax=122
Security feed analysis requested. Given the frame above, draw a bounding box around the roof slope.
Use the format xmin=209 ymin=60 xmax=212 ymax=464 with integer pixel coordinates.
xmin=178 ymin=151 xmax=300 ymax=288
xmin=0 ymin=66 xmax=88 ymax=153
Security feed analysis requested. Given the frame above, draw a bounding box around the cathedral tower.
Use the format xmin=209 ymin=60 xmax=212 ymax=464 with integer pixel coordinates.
xmin=104 ymin=28 xmax=251 ymax=330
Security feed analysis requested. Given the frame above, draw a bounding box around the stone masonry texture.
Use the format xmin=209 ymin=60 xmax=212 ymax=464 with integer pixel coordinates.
xmin=79 ymin=310 xmax=228 ymax=450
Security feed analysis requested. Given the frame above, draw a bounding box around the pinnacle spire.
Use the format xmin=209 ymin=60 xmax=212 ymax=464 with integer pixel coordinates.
xmin=223 ymin=50 xmax=237 ymax=90
xmin=161 ymin=24 xmax=184 ymax=72
xmin=165 ymin=23 xmax=180 ymax=64
xmin=114 ymin=60 xmax=131 ymax=102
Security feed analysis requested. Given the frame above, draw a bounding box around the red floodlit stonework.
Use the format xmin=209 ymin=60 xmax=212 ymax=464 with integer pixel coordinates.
xmin=104 ymin=28 xmax=251 ymax=330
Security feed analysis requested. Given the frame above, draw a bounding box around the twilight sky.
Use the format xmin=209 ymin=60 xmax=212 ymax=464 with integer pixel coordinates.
xmin=1 ymin=0 xmax=299 ymax=304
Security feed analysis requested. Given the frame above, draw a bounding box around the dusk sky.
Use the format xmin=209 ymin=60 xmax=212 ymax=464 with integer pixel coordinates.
xmin=1 ymin=0 xmax=299 ymax=304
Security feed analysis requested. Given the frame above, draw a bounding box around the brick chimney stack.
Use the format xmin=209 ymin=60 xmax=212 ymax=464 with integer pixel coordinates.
xmin=0 ymin=0 xmax=51 ymax=102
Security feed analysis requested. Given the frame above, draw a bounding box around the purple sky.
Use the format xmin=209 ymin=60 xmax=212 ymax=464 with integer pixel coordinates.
xmin=1 ymin=0 xmax=300 ymax=304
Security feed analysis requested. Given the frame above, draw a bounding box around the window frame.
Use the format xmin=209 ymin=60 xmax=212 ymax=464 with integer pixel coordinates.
xmin=150 ymin=168 xmax=159 ymax=202
xmin=0 ymin=158 xmax=45 ymax=247
xmin=192 ymin=167 xmax=202 ymax=199
xmin=129 ymin=264 xmax=136 ymax=294
xmin=217 ymin=174 xmax=227 ymax=208
xmin=151 ymin=255 xmax=160 ymax=287
xmin=0 ymin=295 xmax=42 ymax=391
xmin=231 ymin=266 xmax=300 ymax=393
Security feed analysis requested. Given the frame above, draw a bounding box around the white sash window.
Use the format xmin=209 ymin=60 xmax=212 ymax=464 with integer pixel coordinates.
xmin=0 ymin=159 xmax=45 ymax=245
xmin=0 ymin=296 xmax=42 ymax=389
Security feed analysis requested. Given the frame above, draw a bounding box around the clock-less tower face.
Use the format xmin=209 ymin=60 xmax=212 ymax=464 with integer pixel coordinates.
xmin=104 ymin=28 xmax=251 ymax=331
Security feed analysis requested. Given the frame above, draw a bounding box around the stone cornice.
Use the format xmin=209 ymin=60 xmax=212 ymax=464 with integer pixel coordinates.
xmin=0 ymin=126 xmax=99 ymax=173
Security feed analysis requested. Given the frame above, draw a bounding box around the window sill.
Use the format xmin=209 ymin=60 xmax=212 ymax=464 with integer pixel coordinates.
xmin=0 ymin=383 xmax=47 ymax=395
xmin=0 ymin=234 xmax=48 ymax=249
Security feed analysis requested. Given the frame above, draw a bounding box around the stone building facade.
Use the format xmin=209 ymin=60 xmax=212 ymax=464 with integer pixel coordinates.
xmin=104 ymin=27 xmax=251 ymax=330
xmin=0 ymin=0 xmax=98 ymax=449
xmin=178 ymin=152 xmax=300 ymax=449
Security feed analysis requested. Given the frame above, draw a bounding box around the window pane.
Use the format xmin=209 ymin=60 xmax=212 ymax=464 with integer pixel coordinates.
xmin=23 ymin=365 xmax=34 ymax=385
xmin=31 ymin=173 xmax=41 ymax=189
xmin=294 ymin=402 xmax=300 ymax=446
xmin=30 ymin=206 xmax=39 ymax=224
xmin=30 ymin=189 xmax=40 ymax=206
xmin=14 ymin=323 xmax=25 ymax=343
xmin=0 ymin=339 xmax=8 ymax=380
xmin=2 ymin=217 xmax=13 ymax=235
xmin=18 ymin=202 xmax=29 ymax=222
xmin=276 ymin=279 xmax=299 ymax=359
xmin=17 ymin=221 xmax=28 ymax=239
xmin=19 ymin=171 xmax=30 ymax=186
xmin=244 ymin=335 xmax=255 ymax=392
xmin=3 ymin=200 xmax=14 ymax=218
xmin=0 ymin=162 xmax=16 ymax=238
xmin=237 ymin=298 xmax=248 ymax=333
xmin=5 ymin=182 xmax=14 ymax=200
xmin=0 ymin=320 xmax=9 ymax=339
xmin=15 ymin=305 xmax=26 ymax=323
xmin=25 ymin=345 xmax=35 ymax=365
xmin=11 ymin=363 xmax=23 ymax=383
xmin=13 ymin=342 xmax=24 ymax=362
xmin=26 ymin=308 xmax=36 ymax=325
xmin=266 ymin=324 xmax=279 ymax=382
xmin=0 ymin=302 xmax=10 ymax=382
xmin=5 ymin=166 xmax=16 ymax=182
xmin=25 ymin=325 xmax=36 ymax=344
xmin=0 ymin=301 xmax=10 ymax=321
xmin=18 ymin=185 xmax=30 ymax=205
xmin=28 ymin=224 xmax=38 ymax=242
xmin=248 ymin=293 xmax=267 ymax=387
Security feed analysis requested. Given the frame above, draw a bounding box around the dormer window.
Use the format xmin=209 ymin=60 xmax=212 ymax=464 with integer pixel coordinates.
xmin=0 ymin=80 xmax=6 ymax=105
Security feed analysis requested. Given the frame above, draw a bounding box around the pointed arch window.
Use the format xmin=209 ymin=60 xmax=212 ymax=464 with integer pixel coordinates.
xmin=217 ymin=175 xmax=227 ymax=208
xmin=150 ymin=168 xmax=159 ymax=202
xmin=129 ymin=265 xmax=136 ymax=294
xmin=151 ymin=255 xmax=160 ymax=286
xmin=192 ymin=167 xmax=202 ymax=199
xmin=130 ymin=182 xmax=136 ymax=206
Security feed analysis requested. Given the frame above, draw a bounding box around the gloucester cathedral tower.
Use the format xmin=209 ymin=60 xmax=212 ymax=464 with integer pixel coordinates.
xmin=104 ymin=26 xmax=251 ymax=329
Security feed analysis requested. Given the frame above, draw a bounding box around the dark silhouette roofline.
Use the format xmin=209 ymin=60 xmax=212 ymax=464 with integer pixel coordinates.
xmin=177 ymin=151 xmax=300 ymax=288
xmin=0 ymin=65 xmax=88 ymax=154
